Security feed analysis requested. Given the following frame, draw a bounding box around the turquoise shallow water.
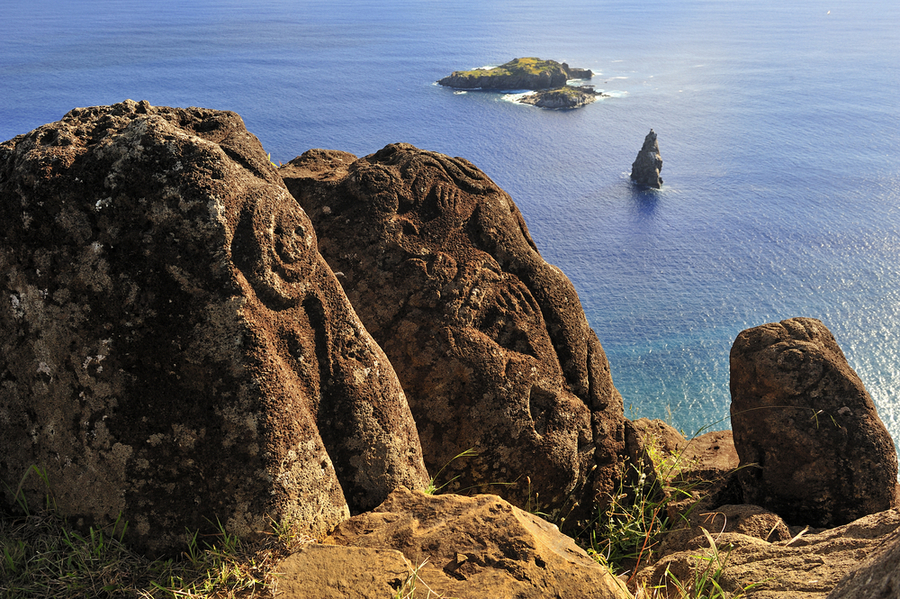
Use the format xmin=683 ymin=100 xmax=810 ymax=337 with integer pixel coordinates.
xmin=2 ymin=0 xmax=900 ymax=441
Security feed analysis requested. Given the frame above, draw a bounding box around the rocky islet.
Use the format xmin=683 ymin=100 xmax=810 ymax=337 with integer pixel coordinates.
xmin=439 ymin=57 xmax=603 ymax=109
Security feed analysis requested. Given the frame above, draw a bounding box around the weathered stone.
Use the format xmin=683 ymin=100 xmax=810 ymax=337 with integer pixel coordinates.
xmin=730 ymin=317 xmax=898 ymax=528
xmin=678 ymin=430 xmax=740 ymax=483
xmin=275 ymin=544 xmax=414 ymax=599
xmin=280 ymin=143 xmax=625 ymax=517
xmin=659 ymin=502 xmax=792 ymax=557
xmin=827 ymin=526 xmax=900 ymax=599
xmin=630 ymin=129 xmax=663 ymax=189
xmin=0 ymin=101 xmax=428 ymax=554
xmin=328 ymin=487 xmax=632 ymax=599
xmin=635 ymin=509 xmax=900 ymax=599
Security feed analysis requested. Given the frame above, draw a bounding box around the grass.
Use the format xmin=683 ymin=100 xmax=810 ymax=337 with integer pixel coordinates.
xmin=391 ymin=560 xmax=453 ymax=599
xmin=0 ymin=474 xmax=313 ymax=599
xmin=423 ymin=448 xmax=479 ymax=496
xmin=574 ymin=423 xmax=763 ymax=599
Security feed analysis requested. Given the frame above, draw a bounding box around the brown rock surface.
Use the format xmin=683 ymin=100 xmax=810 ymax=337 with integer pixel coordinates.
xmin=636 ymin=509 xmax=900 ymax=599
xmin=730 ymin=317 xmax=898 ymax=528
xmin=276 ymin=544 xmax=414 ymax=599
xmin=327 ymin=486 xmax=632 ymax=599
xmin=826 ymin=526 xmax=900 ymax=599
xmin=0 ymin=101 xmax=428 ymax=554
xmin=280 ymin=143 xmax=625 ymax=516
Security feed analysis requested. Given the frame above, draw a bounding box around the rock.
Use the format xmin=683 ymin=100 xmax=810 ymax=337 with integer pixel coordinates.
xmin=630 ymin=129 xmax=663 ymax=189
xmin=629 ymin=418 xmax=739 ymax=484
xmin=563 ymin=63 xmax=594 ymax=79
xmin=826 ymin=526 xmax=900 ymax=599
xmin=0 ymin=101 xmax=429 ymax=554
xmin=327 ymin=487 xmax=632 ymax=599
xmin=730 ymin=317 xmax=898 ymax=528
xmin=276 ymin=544 xmax=414 ymax=599
xmin=280 ymin=143 xmax=625 ymax=519
xmin=659 ymin=503 xmax=792 ymax=557
xmin=438 ymin=57 xmax=592 ymax=90
xmin=635 ymin=508 xmax=900 ymax=599
xmin=519 ymin=85 xmax=607 ymax=109
xmin=678 ymin=430 xmax=740 ymax=483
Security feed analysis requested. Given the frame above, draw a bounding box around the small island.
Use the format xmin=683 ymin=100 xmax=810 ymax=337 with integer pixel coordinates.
xmin=519 ymin=85 xmax=608 ymax=109
xmin=438 ymin=57 xmax=593 ymax=91
xmin=438 ymin=57 xmax=602 ymax=109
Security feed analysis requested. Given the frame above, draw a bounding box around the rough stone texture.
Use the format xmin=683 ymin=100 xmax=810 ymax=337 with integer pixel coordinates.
xmin=826 ymin=527 xmax=900 ymax=599
xmin=635 ymin=509 xmax=900 ymax=599
xmin=328 ymin=487 xmax=632 ymax=599
xmin=0 ymin=101 xmax=428 ymax=554
xmin=678 ymin=430 xmax=740 ymax=483
xmin=280 ymin=143 xmax=625 ymax=517
xmin=730 ymin=317 xmax=898 ymax=528
xmin=630 ymin=129 xmax=663 ymax=189
xmin=659 ymin=502 xmax=792 ymax=557
xmin=275 ymin=544 xmax=414 ymax=599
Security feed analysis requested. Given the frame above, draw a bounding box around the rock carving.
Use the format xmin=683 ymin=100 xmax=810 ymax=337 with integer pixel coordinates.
xmin=280 ymin=143 xmax=625 ymax=518
xmin=0 ymin=101 xmax=428 ymax=554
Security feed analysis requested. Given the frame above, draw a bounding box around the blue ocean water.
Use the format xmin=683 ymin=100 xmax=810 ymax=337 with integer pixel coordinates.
xmin=3 ymin=0 xmax=900 ymax=441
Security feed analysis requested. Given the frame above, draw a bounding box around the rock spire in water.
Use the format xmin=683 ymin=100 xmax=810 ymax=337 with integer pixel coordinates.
xmin=630 ymin=129 xmax=664 ymax=189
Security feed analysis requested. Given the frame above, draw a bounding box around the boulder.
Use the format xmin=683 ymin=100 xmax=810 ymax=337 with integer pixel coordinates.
xmin=0 ymin=101 xmax=428 ymax=554
xmin=280 ymin=144 xmax=625 ymax=518
xmin=629 ymin=418 xmax=739 ymax=484
xmin=326 ymin=487 xmax=632 ymax=599
xmin=730 ymin=317 xmax=898 ymax=528
xmin=630 ymin=129 xmax=663 ymax=189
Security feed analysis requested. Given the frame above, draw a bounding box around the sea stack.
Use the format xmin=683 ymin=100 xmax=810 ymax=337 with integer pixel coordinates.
xmin=630 ymin=129 xmax=664 ymax=189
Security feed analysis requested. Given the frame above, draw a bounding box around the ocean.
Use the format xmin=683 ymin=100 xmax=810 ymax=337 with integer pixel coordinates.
xmin=3 ymin=0 xmax=900 ymax=442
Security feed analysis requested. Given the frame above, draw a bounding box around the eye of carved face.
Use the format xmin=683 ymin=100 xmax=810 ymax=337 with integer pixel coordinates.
xmin=244 ymin=189 xmax=318 ymax=308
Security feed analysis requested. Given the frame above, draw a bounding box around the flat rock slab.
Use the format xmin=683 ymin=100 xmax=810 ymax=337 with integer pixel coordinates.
xmin=276 ymin=545 xmax=413 ymax=599
xmin=328 ymin=487 xmax=632 ymax=599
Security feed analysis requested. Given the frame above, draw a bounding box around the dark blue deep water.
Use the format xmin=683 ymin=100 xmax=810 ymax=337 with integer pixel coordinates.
xmin=3 ymin=0 xmax=900 ymax=441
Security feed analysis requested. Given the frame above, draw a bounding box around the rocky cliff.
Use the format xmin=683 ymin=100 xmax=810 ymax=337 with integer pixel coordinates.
xmin=4 ymin=103 xmax=900 ymax=599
